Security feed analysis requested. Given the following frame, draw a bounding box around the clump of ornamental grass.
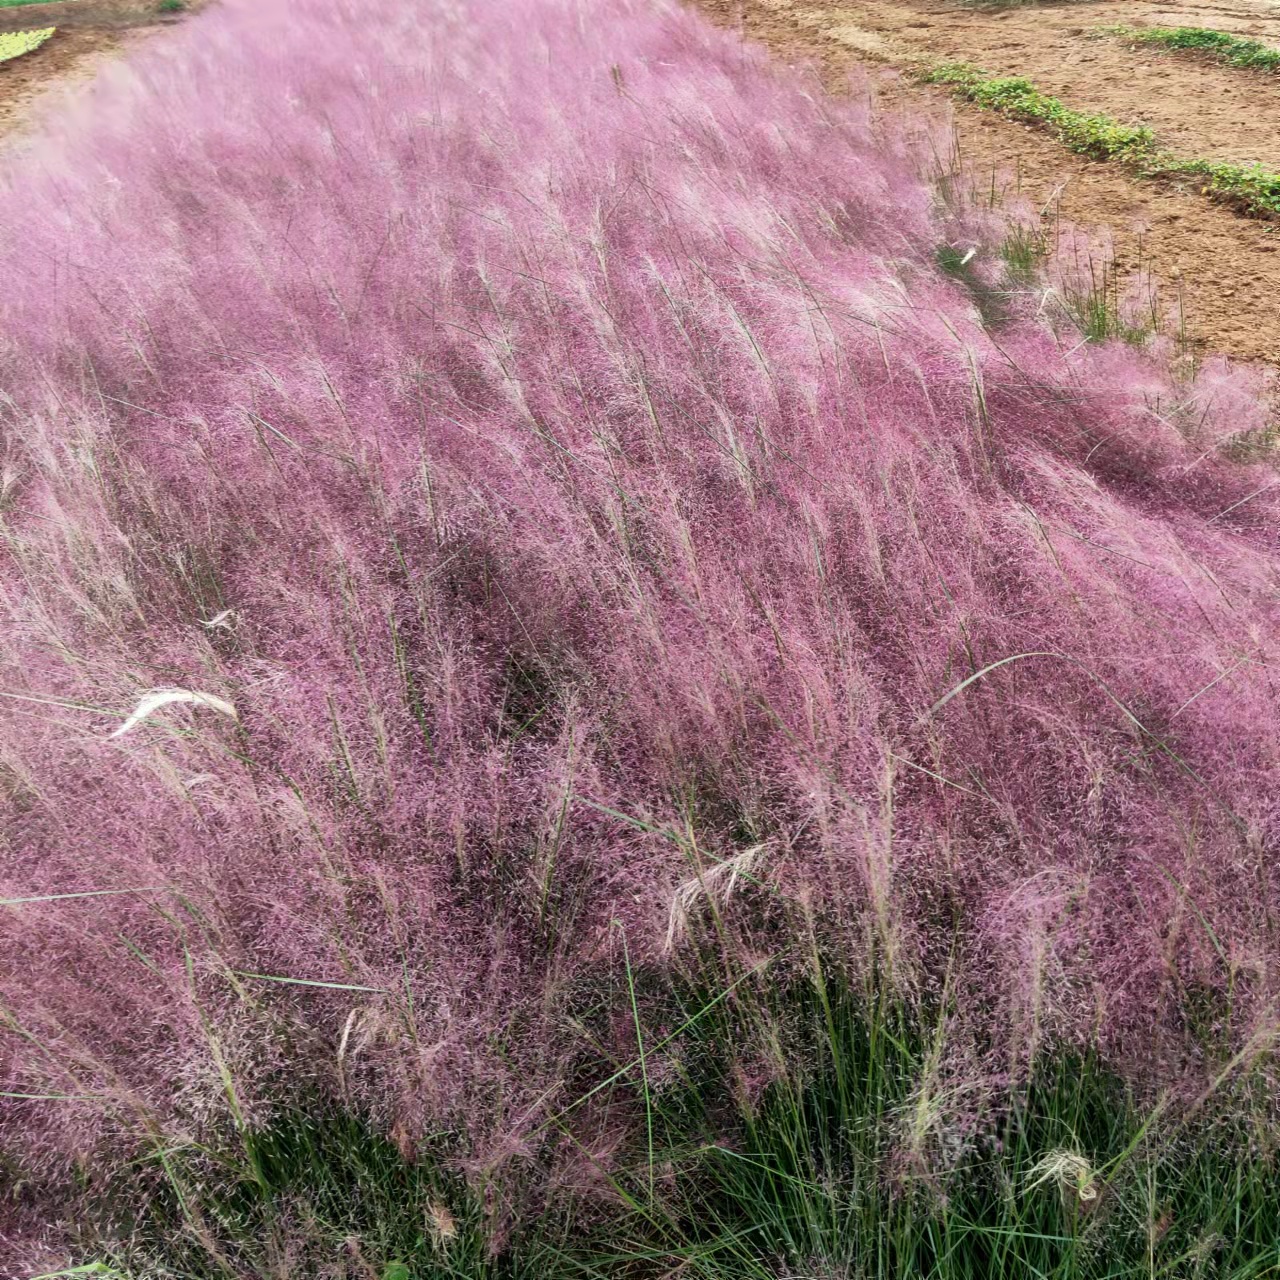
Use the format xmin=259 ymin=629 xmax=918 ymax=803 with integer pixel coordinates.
xmin=0 ymin=0 xmax=1278 ymax=1271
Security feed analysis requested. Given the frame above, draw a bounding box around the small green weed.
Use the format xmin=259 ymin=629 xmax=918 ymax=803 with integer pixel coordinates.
xmin=157 ymin=0 xmax=186 ymax=12
xmin=1000 ymin=223 xmax=1047 ymax=283
xmin=1106 ymin=23 xmax=1280 ymax=74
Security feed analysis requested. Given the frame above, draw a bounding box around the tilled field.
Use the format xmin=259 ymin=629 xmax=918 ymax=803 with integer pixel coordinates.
xmin=696 ymin=0 xmax=1280 ymax=365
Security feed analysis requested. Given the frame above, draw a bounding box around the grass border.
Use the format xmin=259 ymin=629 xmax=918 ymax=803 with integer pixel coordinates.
xmin=924 ymin=62 xmax=1280 ymax=222
xmin=1104 ymin=23 xmax=1280 ymax=75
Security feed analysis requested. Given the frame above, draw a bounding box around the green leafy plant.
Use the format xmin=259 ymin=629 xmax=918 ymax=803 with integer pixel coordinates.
xmin=1106 ymin=23 xmax=1280 ymax=74
xmin=925 ymin=64 xmax=1153 ymax=160
xmin=1153 ymin=155 xmax=1280 ymax=220
xmin=927 ymin=61 xmax=1280 ymax=220
xmin=0 ymin=26 xmax=54 ymax=63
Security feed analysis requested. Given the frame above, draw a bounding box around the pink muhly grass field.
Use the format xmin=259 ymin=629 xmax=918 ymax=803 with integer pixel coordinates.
xmin=0 ymin=0 xmax=1278 ymax=1255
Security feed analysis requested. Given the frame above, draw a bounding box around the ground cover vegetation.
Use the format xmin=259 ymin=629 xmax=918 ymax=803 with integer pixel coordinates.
xmin=926 ymin=62 xmax=1280 ymax=221
xmin=1107 ymin=24 xmax=1280 ymax=76
xmin=1 ymin=0 xmax=1279 ymax=1275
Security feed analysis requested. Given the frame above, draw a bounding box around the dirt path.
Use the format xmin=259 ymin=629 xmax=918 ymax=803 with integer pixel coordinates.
xmin=694 ymin=0 xmax=1280 ymax=367
xmin=0 ymin=0 xmax=193 ymax=141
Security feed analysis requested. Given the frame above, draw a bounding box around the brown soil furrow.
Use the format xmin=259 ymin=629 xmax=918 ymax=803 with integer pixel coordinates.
xmin=0 ymin=0 xmax=175 ymax=31
xmin=695 ymin=0 xmax=1280 ymax=367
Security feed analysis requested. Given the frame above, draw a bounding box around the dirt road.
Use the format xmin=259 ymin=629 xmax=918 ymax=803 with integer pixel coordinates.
xmin=695 ymin=0 xmax=1280 ymax=367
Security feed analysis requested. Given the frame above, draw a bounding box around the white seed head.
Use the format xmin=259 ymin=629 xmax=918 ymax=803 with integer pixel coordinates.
xmin=665 ymin=843 xmax=768 ymax=952
xmin=108 ymin=688 xmax=239 ymax=739
xmin=1026 ymin=1149 xmax=1098 ymax=1202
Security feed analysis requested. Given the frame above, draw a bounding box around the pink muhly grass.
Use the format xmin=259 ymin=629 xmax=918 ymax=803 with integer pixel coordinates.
xmin=0 ymin=0 xmax=1278 ymax=1258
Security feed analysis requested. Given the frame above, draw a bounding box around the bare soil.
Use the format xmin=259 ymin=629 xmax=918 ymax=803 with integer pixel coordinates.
xmin=0 ymin=0 xmax=173 ymax=31
xmin=0 ymin=0 xmax=192 ymax=141
xmin=694 ymin=0 xmax=1280 ymax=366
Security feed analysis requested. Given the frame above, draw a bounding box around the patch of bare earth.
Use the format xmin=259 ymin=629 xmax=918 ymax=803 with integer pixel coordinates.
xmin=694 ymin=0 xmax=1280 ymax=367
xmin=0 ymin=0 xmax=201 ymax=142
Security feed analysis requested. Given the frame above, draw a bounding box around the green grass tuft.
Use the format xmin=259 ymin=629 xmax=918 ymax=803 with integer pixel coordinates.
xmin=53 ymin=969 xmax=1280 ymax=1279
xmin=62 ymin=1105 xmax=560 ymax=1278
xmin=936 ymin=242 xmax=1012 ymax=328
xmin=1000 ymin=224 xmax=1047 ymax=284
xmin=627 ymin=983 xmax=1280 ymax=1280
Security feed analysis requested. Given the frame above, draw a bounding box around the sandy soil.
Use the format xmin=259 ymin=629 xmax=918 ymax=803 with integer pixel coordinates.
xmin=694 ymin=0 xmax=1280 ymax=367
